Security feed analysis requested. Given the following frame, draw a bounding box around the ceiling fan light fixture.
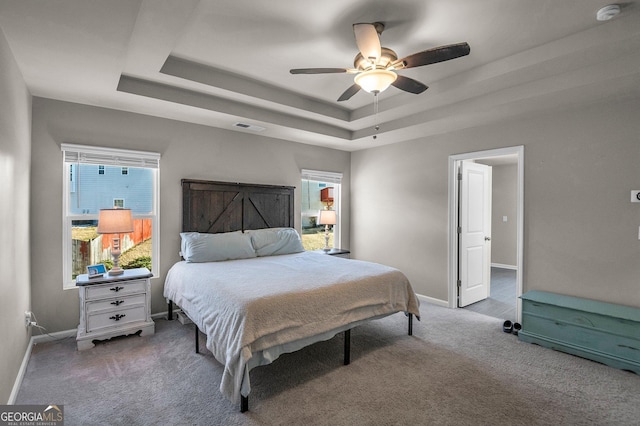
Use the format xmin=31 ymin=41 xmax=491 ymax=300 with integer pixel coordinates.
xmin=596 ymin=4 xmax=621 ymax=21
xmin=290 ymin=23 xmax=469 ymax=102
xmin=354 ymin=69 xmax=397 ymax=93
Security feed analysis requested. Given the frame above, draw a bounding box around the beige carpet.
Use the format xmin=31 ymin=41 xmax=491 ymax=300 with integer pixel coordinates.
xmin=17 ymin=303 xmax=640 ymax=425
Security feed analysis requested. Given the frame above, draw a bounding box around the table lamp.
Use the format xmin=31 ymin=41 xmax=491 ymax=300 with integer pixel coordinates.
xmin=97 ymin=208 xmax=134 ymax=276
xmin=317 ymin=209 xmax=336 ymax=251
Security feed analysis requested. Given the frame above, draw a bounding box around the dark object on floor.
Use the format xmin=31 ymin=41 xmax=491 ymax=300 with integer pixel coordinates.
xmin=503 ymin=320 xmax=513 ymax=333
xmin=513 ymin=322 xmax=522 ymax=336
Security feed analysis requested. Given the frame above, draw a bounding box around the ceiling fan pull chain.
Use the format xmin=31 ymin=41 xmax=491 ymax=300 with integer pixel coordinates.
xmin=373 ymin=91 xmax=380 ymax=140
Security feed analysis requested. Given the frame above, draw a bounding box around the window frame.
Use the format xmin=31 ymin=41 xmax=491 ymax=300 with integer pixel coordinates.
xmin=61 ymin=144 xmax=160 ymax=289
xmin=301 ymin=169 xmax=343 ymax=250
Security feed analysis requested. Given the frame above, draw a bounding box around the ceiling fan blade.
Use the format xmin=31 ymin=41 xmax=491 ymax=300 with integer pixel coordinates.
xmin=392 ymin=75 xmax=428 ymax=94
xmin=353 ymin=23 xmax=381 ymax=63
xmin=396 ymin=42 xmax=470 ymax=69
xmin=290 ymin=68 xmax=350 ymax=74
xmin=337 ymin=83 xmax=361 ymax=102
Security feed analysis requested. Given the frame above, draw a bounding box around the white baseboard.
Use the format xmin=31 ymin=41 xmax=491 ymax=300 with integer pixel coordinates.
xmin=491 ymin=263 xmax=517 ymax=270
xmin=8 ymin=337 xmax=32 ymax=404
xmin=152 ymin=309 xmax=193 ymax=325
xmin=31 ymin=329 xmax=77 ymax=344
xmin=151 ymin=311 xmax=168 ymax=320
xmin=416 ymin=293 xmax=449 ymax=307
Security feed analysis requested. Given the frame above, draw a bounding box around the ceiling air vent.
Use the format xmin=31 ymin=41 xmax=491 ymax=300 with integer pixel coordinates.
xmin=234 ymin=122 xmax=266 ymax=132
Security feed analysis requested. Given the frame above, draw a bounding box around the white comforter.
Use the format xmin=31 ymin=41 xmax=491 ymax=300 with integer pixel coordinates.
xmin=163 ymin=251 xmax=420 ymax=403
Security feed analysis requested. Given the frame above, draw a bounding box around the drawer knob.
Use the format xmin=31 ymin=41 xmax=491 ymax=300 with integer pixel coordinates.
xmin=109 ymin=314 xmax=126 ymax=321
xmin=110 ymin=286 xmax=125 ymax=292
xmin=110 ymin=300 xmax=124 ymax=306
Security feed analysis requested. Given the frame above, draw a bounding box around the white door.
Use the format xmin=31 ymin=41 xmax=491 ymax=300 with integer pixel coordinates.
xmin=459 ymin=161 xmax=492 ymax=307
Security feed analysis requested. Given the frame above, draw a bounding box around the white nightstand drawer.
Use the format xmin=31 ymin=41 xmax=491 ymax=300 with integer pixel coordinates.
xmin=86 ymin=294 xmax=146 ymax=314
xmin=87 ymin=305 xmax=147 ymax=333
xmin=85 ymin=280 xmax=147 ymax=300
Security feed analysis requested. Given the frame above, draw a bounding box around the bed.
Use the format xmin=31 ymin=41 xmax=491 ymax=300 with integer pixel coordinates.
xmin=164 ymin=179 xmax=421 ymax=412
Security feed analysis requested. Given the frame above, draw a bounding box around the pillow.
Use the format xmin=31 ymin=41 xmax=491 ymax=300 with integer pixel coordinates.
xmin=179 ymin=231 xmax=256 ymax=263
xmin=249 ymin=228 xmax=304 ymax=257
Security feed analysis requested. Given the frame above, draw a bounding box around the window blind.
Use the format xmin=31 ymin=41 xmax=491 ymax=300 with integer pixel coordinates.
xmin=61 ymin=143 xmax=160 ymax=169
xmin=301 ymin=169 xmax=343 ymax=184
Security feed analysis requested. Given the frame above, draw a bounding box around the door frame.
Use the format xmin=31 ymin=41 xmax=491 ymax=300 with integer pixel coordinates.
xmin=448 ymin=146 xmax=524 ymax=321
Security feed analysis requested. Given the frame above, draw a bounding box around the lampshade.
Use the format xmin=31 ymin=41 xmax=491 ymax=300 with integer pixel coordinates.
xmin=97 ymin=208 xmax=134 ymax=234
xmin=318 ymin=209 xmax=337 ymax=226
xmin=354 ymin=69 xmax=397 ymax=93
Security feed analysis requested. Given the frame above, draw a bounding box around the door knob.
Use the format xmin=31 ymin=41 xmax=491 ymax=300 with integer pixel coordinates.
xmin=485 ymin=236 xmax=491 ymax=241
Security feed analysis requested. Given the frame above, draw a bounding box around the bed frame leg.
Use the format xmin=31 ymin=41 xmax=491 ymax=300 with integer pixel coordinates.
xmin=240 ymin=395 xmax=249 ymax=412
xmin=408 ymin=313 xmax=413 ymax=336
xmin=237 ymin=328 xmax=349 ymax=413
xmin=344 ymin=329 xmax=351 ymax=365
xmin=194 ymin=323 xmax=199 ymax=354
xmin=167 ymin=300 xmax=173 ymax=320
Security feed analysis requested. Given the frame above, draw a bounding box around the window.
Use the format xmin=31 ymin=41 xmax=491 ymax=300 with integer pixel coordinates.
xmin=300 ymin=169 xmax=342 ymax=251
xmin=61 ymin=144 xmax=160 ymax=289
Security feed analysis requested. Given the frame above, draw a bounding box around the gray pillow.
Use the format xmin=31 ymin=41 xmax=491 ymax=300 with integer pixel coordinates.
xmin=249 ymin=228 xmax=304 ymax=257
xmin=179 ymin=231 xmax=256 ymax=262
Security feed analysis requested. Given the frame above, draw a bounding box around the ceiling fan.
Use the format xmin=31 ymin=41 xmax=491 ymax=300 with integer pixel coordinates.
xmin=290 ymin=22 xmax=470 ymax=102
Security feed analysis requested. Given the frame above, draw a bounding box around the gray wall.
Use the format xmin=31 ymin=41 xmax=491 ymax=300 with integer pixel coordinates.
xmin=351 ymin=97 xmax=640 ymax=307
xmin=490 ymin=164 xmax=517 ymax=267
xmin=29 ymin=97 xmax=351 ymax=333
xmin=0 ymin=28 xmax=32 ymax=403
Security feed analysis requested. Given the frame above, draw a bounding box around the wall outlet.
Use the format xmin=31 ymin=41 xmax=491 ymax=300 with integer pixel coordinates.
xmin=25 ymin=311 xmax=32 ymax=327
xmin=631 ymin=190 xmax=640 ymax=203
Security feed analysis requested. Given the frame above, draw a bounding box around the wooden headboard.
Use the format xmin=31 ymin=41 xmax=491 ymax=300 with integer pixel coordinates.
xmin=182 ymin=179 xmax=295 ymax=233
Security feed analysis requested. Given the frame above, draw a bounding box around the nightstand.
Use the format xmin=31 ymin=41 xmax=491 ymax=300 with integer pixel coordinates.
xmin=319 ymin=248 xmax=350 ymax=259
xmin=76 ymin=267 xmax=155 ymax=350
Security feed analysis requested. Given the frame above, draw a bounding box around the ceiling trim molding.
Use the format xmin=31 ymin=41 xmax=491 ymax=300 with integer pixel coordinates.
xmin=160 ymin=55 xmax=352 ymax=122
xmin=116 ymin=74 xmax=353 ymax=141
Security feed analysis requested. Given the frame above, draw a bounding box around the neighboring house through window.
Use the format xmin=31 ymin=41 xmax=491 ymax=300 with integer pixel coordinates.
xmin=61 ymin=144 xmax=160 ymax=288
xmin=300 ymin=169 xmax=342 ymax=251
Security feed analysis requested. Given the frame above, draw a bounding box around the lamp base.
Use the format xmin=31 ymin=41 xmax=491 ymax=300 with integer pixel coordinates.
xmin=108 ymin=267 xmax=125 ymax=276
xmin=323 ymin=225 xmax=331 ymax=251
xmin=109 ymin=249 xmax=124 ymax=276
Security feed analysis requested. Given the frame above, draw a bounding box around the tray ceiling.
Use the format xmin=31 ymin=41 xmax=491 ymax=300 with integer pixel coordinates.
xmin=1 ymin=0 xmax=638 ymax=151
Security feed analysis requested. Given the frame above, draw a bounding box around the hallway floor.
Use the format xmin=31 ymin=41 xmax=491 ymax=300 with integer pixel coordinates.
xmin=463 ymin=267 xmax=516 ymax=322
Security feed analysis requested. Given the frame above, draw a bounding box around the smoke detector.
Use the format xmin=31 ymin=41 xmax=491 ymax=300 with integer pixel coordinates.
xmin=596 ymin=4 xmax=621 ymax=21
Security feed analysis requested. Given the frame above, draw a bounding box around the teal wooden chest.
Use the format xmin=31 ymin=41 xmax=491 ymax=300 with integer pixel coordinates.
xmin=519 ymin=290 xmax=640 ymax=374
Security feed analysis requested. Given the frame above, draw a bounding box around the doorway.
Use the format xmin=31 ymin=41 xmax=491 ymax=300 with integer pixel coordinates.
xmin=448 ymin=146 xmax=524 ymax=322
